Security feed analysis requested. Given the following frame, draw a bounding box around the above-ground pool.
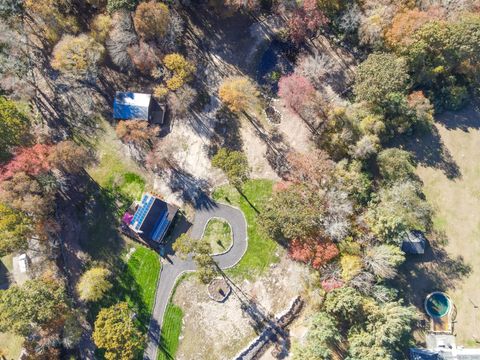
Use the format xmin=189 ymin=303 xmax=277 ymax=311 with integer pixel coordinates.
xmin=425 ymin=292 xmax=452 ymax=318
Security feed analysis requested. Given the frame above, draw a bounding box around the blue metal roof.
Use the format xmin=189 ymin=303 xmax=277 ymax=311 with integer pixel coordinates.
xmin=113 ymin=92 xmax=151 ymax=120
xmin=131 ymin=194 xmax=155 ymax=231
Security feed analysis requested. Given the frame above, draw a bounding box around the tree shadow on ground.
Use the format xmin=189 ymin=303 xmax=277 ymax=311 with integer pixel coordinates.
xmin=0 ymin=260 xmax=10 ymax=290
xmin=78 ymin=176 xmax=129 ymax=268
xmin=183 ymin=5 xmax=257 ymax=74
xmin=160 ymin=212 xmax=193 ymax=263
xmin=207 ymin=107 xmax=243 ymax=157
xmin=243 ymin=112 xmax=291 ymax=179
xmin=435 ymin=104 xmax=480 ymax=132
xmin=167 ymin=167 xmax=215 ymax=210
xmin=390 ymin=126 xmax=461 ymax=180
xmin=395 ymin=239 xmax=472 ymax=312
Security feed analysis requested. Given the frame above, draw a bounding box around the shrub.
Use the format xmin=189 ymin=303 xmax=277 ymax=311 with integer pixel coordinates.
xmin=77 ymin=267 xmax=112 ymax=302
xmin=218 ymin=76 xmax=259 ymax=113
xmin=51 ymin=34 xmax=105 ymax=76
xmin=134 ymin=1 xmax=170 ymax=41
xmin=91 ymin=14 xmax=112 ymax=42
xmin=107 ymin=0 xmax=136 ymax=12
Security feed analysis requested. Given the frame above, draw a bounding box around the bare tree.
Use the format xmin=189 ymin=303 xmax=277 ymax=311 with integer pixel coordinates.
xmin=106 ymin=10 xmax=137 ymax=71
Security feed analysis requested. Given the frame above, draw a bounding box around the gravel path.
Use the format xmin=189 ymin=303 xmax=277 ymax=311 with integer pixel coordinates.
xmin=143 ymin=199 xmax=247 ymax=360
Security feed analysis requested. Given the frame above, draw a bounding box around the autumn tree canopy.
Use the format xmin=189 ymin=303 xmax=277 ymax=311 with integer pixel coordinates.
xmin=77 ymin=267 xmax=112 ymax=302
xmin=51 ymin=34 xmax=105 ymax=76
xmin=278 ymin=74 xmax=315 ymax=114
xmin=93 ymin=302 xmax=144 ymax=360
xmin=218 ymin=76 xmax=259 ymax=113
xmin=0 ymin=97 xmax=30 ymax=161
xmin=211 ymin=148 xmax=250 ymax=189
xmin=134 ymin=1 xmax=170 ymax=41
xmin=0 ymin=276 xmax=68 ymax=336
xmin=0 ymin=203 xmax=33 ymax=256
xmin=354 ymin=53 xmax=410 ymax=106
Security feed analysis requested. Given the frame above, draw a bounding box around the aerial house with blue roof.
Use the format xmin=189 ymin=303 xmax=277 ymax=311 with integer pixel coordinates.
xmin=113 ymin=92 xmax=165 ymax=124
xmin=127 ymin=193 xmax=177 ymax=243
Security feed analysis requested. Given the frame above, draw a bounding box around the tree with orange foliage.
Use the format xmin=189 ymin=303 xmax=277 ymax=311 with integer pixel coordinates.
xmin=288 ymin=237 xmax=339 ymax=269
xmin=115 ymin=121 xmax=159 ymax=148
xmin=386 ymin=8 xmax=443 ymax=48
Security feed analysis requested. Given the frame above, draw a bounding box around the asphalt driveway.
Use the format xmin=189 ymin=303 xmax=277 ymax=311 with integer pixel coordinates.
xmin=143 ymin=200 xmax=247 ymax=360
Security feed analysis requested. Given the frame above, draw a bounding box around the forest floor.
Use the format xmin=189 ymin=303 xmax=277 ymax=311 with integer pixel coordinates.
xmin=400 ymin=105 xmax=480 ymax=345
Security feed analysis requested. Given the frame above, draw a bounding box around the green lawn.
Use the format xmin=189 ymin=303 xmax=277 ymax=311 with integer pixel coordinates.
xmin=92 ymin=246 xmax=161 ymax=359
xmin=93 ymin=246 xmax=161 ymax=331
xmin=203 ymin=218 xmax=233 ymax=254
xmin=117 ymin=247 xmax=161 ymax=330
xmin=157 ymin=304 xmax=183 ymax=360
xmin=82 ymin=118 xmax=147 ymax=265
xmin=213 ymin=179 xmax=279 ymax=279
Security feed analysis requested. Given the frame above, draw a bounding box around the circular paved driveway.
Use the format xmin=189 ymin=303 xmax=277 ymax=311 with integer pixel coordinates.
xmin=143 ymin=200 xmax=247 ymax=360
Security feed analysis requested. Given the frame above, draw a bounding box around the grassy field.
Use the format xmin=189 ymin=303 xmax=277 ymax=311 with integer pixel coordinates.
xmin=87 ymin=118 xmax=147 ymax=199
xmin=117 ymin=247 xmax=161 ymax=330
xmin=92 ymin=246 xmax=160 ymax=359
xmin=91 ymin=246 xmax=161 ymax=330
xmin=414 ymin=107 xmax=480 ymax=344
xmin=213 ymin=179 xmax=279 ymax=279
xmin=158 ymin=304 xmax=184 ymax=360
xmin=84 ymin=119 xmax=161 ymax=357
xmin=83 ymin=118 xmax=148 ymax=264
xmin=203 ymin=219 xmax=233 ymax=254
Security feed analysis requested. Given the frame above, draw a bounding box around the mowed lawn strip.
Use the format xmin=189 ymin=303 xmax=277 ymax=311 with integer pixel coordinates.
xmin=119 ymin=246 xmax=161 ymax=328
xmin=213 ymin=179 xmax=279 ymax=279
xmin=157 ymin=304 xmax=184 ymax=360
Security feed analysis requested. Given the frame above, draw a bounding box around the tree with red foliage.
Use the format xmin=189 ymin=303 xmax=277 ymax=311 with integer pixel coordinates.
xmin=288 ymin=237 xmax=339 ymax=269
xmin=0 ymin=144 xmax=53 ymax=181
xmin=287 ymin=0 xmax=329 ymax=44
xmin=278 ymin=74 xmax=315 ymax=114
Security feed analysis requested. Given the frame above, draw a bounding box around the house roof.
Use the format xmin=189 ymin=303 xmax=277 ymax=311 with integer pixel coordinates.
xmin=401 ymin=230 xmax=427 ymax=254
xmin=130 ymin=193 xmax=177 ymax=242
xmin=113 ymin=92 xmax=151 ymax=120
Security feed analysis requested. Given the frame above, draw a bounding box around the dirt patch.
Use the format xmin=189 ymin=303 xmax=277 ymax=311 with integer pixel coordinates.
xmin=273 ymin=99 xmax=315 ymax=154
xmin=172 ymin=255 xmax=311 ymax=359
